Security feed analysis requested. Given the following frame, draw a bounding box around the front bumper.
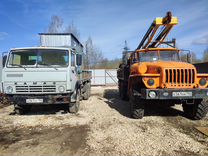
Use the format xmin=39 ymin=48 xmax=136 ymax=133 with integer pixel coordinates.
xmin=9 ymin=94 xmax=70 ymax=105
xmin=140 ymin=88 xmax=208 ymax=100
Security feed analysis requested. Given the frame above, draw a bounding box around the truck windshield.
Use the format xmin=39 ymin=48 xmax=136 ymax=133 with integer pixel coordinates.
xmin=139 ymin=51 xmax=179 ymax=62
xmin=8 ymin=49 xmax=69 ymax=67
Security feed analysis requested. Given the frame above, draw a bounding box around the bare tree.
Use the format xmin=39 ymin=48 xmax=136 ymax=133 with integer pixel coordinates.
xmin=47 ymin=15 xmax=80 ymax=40
xmin=203 ymin=47 xmax=208 ymax=62
xmin=84 ymin=37 xmax=92 ymax=68
xmin=65 ymin=22 xmax=80 ymax=39
xmin=85 ymin=37 xmax=104 ymax=69
xmin=48 ymin=15 xmax=63 ymax=33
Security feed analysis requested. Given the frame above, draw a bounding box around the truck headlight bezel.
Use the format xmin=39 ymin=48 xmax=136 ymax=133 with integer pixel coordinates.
xmin=147 ymin=79 xmax=155 ymax=86
xmin=6 ymin=86 xmax=13 ymax=93
xmin=199 ymin=78 xmax=206 ymax=86
xmin=58 ymin=85 xmax=65 ymax=93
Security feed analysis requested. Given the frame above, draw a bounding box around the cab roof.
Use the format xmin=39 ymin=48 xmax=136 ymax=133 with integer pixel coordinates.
xmin=11 ymin=46 xmax=71 ymax=51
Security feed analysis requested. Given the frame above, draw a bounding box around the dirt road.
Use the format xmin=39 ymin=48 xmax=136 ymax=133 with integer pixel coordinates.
xmin=0 ymin=86 xmax=207 ymax=156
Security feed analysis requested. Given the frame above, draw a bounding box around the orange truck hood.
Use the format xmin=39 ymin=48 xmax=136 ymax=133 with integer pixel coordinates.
xmin=130 ymin=61 xmax=196 ymax=75
xmin=143 ymin=61 xmax=195 ymax=69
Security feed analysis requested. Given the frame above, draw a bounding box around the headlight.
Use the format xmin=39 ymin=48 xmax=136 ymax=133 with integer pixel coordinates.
xmin=58 ymin=86 xmax=65 ymax=93
xmin=199 ymin=78 xmax=206 ymax=86
xmin=147 ymin=79 xmax=154 ymax=86
xmin=149 ymin=91 xmax=156 ymax=98
xmin=6 ymin=86 xmax=13 ymax=93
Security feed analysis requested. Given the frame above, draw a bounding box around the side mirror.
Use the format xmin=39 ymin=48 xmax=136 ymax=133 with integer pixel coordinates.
xmin=2 ymin=54 xmax=7 ymax=67
xmin=187 ymin=52 xmax=192 ymax=63
xmin=76 ymin=54 xmax=82 ymax=66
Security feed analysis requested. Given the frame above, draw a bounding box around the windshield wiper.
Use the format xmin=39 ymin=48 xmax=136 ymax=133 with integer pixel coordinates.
xmin=38 ymin=63 xmax=58 ymax=70
xmin=10 ymin=64 xmax=27 ymax=70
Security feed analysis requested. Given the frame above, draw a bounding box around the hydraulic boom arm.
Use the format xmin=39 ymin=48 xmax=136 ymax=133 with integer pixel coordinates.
xmin=136 ymin=12 xmax=178 ymax=50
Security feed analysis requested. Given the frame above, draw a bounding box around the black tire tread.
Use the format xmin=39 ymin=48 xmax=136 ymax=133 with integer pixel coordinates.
xmin=132 ymin=109 xmax=144 ymax=119
xmin=183 ymin=100 xmax=208 ymax=120
xmin=83 ymin=84 xmax=90 ymax=100
xmin=130 ymin=92 xmax=144 ymax=119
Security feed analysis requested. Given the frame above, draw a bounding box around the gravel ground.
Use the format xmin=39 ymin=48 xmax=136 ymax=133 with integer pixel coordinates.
xmin=0 ymin=86 xmax=208 ymax=156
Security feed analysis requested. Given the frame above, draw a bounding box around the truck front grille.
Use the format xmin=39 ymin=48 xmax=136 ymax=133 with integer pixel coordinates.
xmin=16 ymin=85 xmax=56 ymax=93
xmin=164 ymin=69 xmax=195 ymax=87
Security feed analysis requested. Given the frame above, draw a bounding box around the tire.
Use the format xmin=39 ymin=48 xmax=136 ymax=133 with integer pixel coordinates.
xmin=83 ymin=83 xmax=90 ymax=100
xmin=130 ymin=90 xmax=144 ymax=119
xmin=120 ymin=81 xmax=129 ymax=101
xmin=182 ymin=99 xmax=208 ymax=120
xmin=69 ymin=89 xmax=80 ymax=113
xmin=14 ymin=105 xmax=31 ymax=115
xmin=132 ymin=108 xmax=144 ymax=119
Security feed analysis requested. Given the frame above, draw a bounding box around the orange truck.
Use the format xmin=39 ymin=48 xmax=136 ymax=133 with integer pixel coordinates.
xmin=117 ymin=12 xmax=208 ymax=119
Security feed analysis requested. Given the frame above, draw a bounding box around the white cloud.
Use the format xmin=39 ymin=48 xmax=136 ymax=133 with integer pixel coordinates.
xmin=192 ymin=34 xmax=208 ymax=45
xmin=0 ymin=32 xmax=8 ymax=40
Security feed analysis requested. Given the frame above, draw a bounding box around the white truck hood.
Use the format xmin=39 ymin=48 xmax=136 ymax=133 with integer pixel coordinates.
xmin=3 ymin=68 xmax=67 ymax=82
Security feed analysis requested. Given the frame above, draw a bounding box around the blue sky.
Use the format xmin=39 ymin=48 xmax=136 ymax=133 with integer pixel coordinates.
xmin=0 ymin=0 xmax=208 ymax=60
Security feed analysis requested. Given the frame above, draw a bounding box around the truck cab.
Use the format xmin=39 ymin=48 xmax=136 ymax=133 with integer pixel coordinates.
xmin=130 ymin=48 xmax=199 ymax=89
xmin=2 ymin=33 xmax=91 ymax=114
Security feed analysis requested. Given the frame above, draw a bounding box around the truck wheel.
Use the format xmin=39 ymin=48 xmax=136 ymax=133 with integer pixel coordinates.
xmin=69 ymin=90 xmax=80 ymax=113
xmin=83 ymin=83 xmax=90 ymax=100
xmin=14 ymin=105 xmax=31 ymax=115
xmin=182 ymin=100 xmax=208 ymax=120
xmin=120 ymin=81 xmax=129 ymax=100
xmin=130 ymin=92 xmax=144 ymax=119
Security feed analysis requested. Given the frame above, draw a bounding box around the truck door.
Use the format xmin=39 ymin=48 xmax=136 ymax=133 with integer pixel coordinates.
xmin=70 ymin=51 xmax=77 ymax=91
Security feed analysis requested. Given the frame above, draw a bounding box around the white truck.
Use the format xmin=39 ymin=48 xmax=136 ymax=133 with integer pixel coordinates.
xmin=1 ymin=33 xmax=91 ymax=114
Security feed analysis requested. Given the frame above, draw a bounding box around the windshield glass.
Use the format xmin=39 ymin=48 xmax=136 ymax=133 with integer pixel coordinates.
xmin=8 ymin=49 xmax=69 ymax=67
xmin=139 ymin=51 xmax=179 ymax=62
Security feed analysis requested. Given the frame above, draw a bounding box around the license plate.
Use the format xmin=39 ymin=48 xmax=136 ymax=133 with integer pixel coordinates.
xmin=26 ymin=99 xmax=43 ymax=103
xmin=172 ymin=92 xmax=192 ymax=97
